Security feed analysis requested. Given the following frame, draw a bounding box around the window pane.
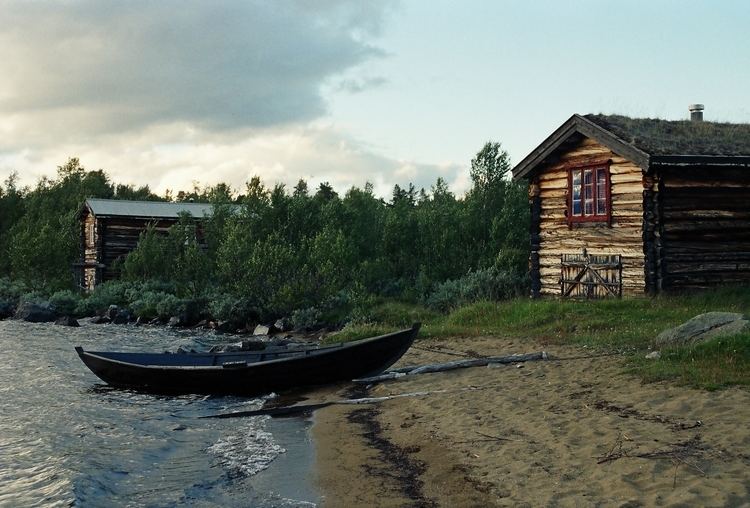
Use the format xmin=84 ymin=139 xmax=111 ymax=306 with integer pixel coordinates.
xmin=584 ymin=199 xmax=594 ymax=215
xmin=596 ymin=169 xmax=607 ymax=215
xmin=571 ymin=170 xmax=582 ymax=215
xmin=583 ymin=171 xmax=594 ymax=216
xmin=597 ymin=197 xmax=606 ymax=215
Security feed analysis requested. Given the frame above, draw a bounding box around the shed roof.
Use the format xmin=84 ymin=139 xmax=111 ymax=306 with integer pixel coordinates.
xmin=85 ymin=198 xmax=220 ymax=219
xmin=512 ymin=114 xmax=750 ymax=180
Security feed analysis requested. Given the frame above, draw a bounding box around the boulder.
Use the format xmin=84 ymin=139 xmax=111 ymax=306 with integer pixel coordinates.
xmin=241 ymin=340 xmax=266 ymax=351
xmin=645 ymin=351 xmax=661 ymax=360
xmin=167 ymin=316 xmax=182 ymax=327
xmin=654 ymin=312 xmax=750 ymax=348
xmin=90 ymin=315 xmax=111 ymax=324
xmin=106 ymin=305 xmax=120 ymax=321
xmin=253 ymin=324 xmax=270 ymax=336
xmin=216 ymin=321 xmax=234 ymax=333
xmin=15 ymin=302 xmax=56 ymax=323
xmin=0 ymin=301 xmax=15 ymax=320
xmin=112 ymin=309 xmax=132 ymax=325
xmin=55 ymin=316 xmax=80 ymax=327
xmin=273 ymin=318 xmax=291 ymax=333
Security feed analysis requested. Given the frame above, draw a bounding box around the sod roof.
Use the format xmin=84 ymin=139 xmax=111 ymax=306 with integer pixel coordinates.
xmin=584 ymin=114 xmax=750 ymax=156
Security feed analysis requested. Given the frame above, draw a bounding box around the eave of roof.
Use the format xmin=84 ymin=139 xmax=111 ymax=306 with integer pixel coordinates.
xmin=83 ymin=198 xmax=226 ymax=219
xmin=512 ymin=114 xmax=651 ymax=180
xmin=649 ymin=155 xmax=750 ymax=167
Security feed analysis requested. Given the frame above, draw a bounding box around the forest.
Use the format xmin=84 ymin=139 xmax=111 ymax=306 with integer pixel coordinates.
xmin=0 ymin=142 xmax=529 ymax=328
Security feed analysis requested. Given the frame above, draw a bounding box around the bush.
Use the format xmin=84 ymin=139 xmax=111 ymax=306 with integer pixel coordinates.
xmin=208 ymin=294 xmax=259 ymax=325
xmin=291 ymin=307 xmax=321 ymax=330
xmin=19 ymin=291 xmax=48 ymax=305
xmin=362 ymin=300 xmax=439 ymax=327
xmin=0 ymin=277 xmax=27 ymax=306
xmin=425 ymin=267 xmax=529 ymax=313
xmin=49 ymin=290 xmax=82 ymax=316
xmin=76 ymin=281 xmax=135 ymax=316
xmin=130 ymin=291 xmax=169 ymax=320
xmin=318 ymin=291 xmax=353 ymax=326
xmin=156 ymin=293 xmax=182 ymax=320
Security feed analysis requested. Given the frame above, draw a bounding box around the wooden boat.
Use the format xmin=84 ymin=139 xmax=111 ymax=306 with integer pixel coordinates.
xmin=75 ymin=323 xmax=420 ymax=395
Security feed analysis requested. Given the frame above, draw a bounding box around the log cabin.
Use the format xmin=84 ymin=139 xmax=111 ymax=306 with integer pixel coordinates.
xmin=74 ymin=198 xmax=227 ymax=291
xmin=512 ymin=106 xmax=750 ymax=298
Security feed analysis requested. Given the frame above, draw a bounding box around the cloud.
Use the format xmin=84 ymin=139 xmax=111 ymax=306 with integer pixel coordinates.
xmin=334 ymin=76 xmax=389 ymax=94
xmin=0 ymin=1 xmax=469 ymax=199
xmin=0 ymin=0 xmax=391 ymax=141
xmin=0 ymin=122 xmax=468 ymax=198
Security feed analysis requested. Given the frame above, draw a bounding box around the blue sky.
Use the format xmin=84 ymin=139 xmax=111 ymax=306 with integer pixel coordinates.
xmin=1 ymin=0 xmax=748 ymax=196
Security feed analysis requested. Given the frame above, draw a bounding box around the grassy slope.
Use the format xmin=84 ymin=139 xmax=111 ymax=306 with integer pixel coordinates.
xmin=334 ymin=287 xmax=750 ymax=390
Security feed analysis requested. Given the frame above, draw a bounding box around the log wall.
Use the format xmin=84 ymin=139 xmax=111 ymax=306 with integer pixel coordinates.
xmin=77 ymin=204 xmax=213 ymax=290
xmin=532 ymin=137 xmax=646 ymax=296
xmin=659 ymin=166 xmax=750 ymax=290
xmin=99 ymin=218 xmax=176 ymax=282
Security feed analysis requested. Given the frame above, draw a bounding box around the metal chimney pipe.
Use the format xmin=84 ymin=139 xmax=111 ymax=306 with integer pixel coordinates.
xmin=689 ymin=104 xmax=704 ymax=122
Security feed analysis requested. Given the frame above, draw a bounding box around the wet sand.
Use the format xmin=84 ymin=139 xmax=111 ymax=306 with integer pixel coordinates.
xmin=310 ymin=336 xmax=750 ymax=507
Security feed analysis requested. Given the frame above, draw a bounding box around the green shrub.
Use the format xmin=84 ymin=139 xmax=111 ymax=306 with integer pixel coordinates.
xmin=76 ymin=281 xmax=135 ymax=316
xmin=19 ymin=291 xmax=48 ymax=305
xmin=291 ymin=307 xmax=321 ymax=330
xmin=425 ymin=267 xmax=528 ymax=313
xmin=49 ymin=290 xmax=82 ymax=316
xmin=362 ymin=300 xmax=439 ymax=327
xmin=130 ymin=291 xmax=168 ymax=320
xmin=208 ymin=294 xmax=258 ymax=325
xmin=124 ymin=280 xmax=177 ymax=304
xmin=0 ymin=277 xmax=27 ymax=306
xmin=156 ymin=293 xmax=182 ymax=320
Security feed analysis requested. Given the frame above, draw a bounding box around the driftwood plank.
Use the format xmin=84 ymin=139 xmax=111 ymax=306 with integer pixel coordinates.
xmin=352 ymin=351 xmax=549 ymax=385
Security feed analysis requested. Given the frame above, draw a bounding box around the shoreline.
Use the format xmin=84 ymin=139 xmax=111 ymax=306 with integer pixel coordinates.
xmin=311 ymin=336 xmax=750 ymax=506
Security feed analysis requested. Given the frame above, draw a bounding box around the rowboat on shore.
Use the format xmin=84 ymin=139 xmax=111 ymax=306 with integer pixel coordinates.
xmin=75 ymin=323 xmax=420 ymax=395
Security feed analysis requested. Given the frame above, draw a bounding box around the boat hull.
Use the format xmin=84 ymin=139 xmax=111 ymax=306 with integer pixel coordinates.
xmin=76 ymin=325 xmax=419 ymax=395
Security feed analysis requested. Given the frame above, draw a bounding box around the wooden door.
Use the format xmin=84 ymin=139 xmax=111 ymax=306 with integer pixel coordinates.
xmin=560 ymin=251 xmax=622 ymax=298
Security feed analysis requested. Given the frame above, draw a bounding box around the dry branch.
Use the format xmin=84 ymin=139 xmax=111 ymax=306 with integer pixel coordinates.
xmin=353 ymin=351 xmax=549 ymax=385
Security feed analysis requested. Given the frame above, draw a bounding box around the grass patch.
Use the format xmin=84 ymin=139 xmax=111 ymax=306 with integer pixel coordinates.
xmin=628 ymin=333 xmax=750 ymax=390
xmin=328 ymin=286 xmax=750 ymax=389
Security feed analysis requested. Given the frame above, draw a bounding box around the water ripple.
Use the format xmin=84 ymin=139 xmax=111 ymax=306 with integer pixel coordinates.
xmin=0 ymin=320 xmax=317 ymax=506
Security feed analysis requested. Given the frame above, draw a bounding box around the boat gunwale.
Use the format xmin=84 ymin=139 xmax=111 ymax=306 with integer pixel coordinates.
xmin=75 ymin=325 xmax=418 ymax=371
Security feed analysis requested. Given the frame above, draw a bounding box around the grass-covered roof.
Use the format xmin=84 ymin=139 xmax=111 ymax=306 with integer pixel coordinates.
xmin=584 ymin=114 xmax=750 ymax=156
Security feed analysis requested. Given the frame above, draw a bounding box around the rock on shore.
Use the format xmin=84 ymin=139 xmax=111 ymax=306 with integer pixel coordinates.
xmin=14 ymin=302 xmax=57 ymax=323
xmin=654 ymin=312 xmax=750 ymax=348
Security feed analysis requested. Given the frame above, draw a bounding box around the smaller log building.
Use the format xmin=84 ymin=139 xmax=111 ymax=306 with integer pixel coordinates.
xmin=512 ymin=107 xmax=750 ymax=298
xmin=74 ymin=198 xmax=221 ymax=291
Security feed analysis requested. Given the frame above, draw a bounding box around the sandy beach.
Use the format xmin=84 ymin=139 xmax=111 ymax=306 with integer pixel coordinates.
xmin=310 ymin=336 xmax=750 ymax=507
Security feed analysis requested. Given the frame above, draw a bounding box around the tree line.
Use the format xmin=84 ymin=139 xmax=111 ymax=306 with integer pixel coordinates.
xmin=0 ymin=142 xmax=529 ymax=326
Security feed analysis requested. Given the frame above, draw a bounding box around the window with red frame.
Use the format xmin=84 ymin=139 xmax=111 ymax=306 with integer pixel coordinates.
xmin=568 ymin=165 xmax=610 ymax=223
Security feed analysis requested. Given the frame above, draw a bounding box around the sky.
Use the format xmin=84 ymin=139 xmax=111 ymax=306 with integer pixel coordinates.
xmin=1 ymin=0 xmax=749 ymax=198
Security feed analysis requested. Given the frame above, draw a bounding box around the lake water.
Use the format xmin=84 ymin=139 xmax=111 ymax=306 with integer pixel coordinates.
xmin=0 ymin=320 xmax=319 ymax=507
